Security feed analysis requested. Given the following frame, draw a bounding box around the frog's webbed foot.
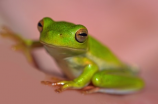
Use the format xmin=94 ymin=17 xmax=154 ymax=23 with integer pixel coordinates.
xmin=41 ymin=79 xmax=99 ymax=93
xmin=0 ymin=26 xmax=25 ymax=43
xmin=41 ymin=80 xmax=70 ymax=93
xmin=41 ymin=80 xmax=83 ymax=93
xmin=0 ymin=26 xmax=33 ymax=64
xmin=41 ymin=81 xmax=64 ymax=93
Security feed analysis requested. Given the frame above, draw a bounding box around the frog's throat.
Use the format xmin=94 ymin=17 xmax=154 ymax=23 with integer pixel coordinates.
xmin=40 ymin=41 xmax=88 ymax=51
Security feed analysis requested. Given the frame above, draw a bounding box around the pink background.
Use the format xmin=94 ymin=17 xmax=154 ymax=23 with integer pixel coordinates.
xmin=0 ymin=0 xmax=158 ymax=104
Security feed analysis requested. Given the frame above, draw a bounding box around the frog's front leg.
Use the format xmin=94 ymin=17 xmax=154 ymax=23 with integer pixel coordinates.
xmin=0 ymin=26 xmax=43 ymax=65
xmin=42 ymin=58 xmax=99 ymax=92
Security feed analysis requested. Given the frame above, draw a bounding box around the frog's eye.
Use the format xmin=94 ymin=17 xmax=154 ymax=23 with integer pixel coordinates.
xmin=75 ymin=29 xmax=88 ymax=43
xmin=37 ymin=19 xmax=44 ymax=32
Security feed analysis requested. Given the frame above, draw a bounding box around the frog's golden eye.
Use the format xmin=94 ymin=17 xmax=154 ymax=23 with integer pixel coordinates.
xmin=75 ymin=29 xmax=88 ymax=43
xmin=37 ymin=19 xmax=44 ymax=32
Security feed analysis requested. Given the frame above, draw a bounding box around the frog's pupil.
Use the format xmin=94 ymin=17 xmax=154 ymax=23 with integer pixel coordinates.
xmin=79 ymin=33 xmax=87 ymax=36
xmin=38 ymin=22 xmax=42 ymax=27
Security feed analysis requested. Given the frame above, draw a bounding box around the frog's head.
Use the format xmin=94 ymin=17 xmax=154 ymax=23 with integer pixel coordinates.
xmin=38 ymin=17 xmax=89 ymax=54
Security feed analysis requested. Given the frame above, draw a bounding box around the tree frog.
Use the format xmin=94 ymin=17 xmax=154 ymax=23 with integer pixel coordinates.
xmin=0 ymin=17 xmax=144 ymax=94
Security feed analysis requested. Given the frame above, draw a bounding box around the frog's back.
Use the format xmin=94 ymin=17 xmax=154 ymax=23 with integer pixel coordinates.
xmin=86 ymin=36 xmax=125 ymax=69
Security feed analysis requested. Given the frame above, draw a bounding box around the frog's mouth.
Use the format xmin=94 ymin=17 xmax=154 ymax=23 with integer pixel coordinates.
xmin=40 ymin=41 xmax=88 ymax=52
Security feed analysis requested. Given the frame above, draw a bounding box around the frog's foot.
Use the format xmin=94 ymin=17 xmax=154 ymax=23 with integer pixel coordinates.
xmin=41 ymin=80 xmax=80 ymax=93
xmin=0 ymin=26 xmax=24 ymax=42
xmin=0 ymin=26 xmax=33 ymax=64
xmin=80 ymin=86 xmax=100 ymax=94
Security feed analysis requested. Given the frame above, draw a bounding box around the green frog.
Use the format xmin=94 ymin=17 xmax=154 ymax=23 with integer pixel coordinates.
xmin=0 ymin=17 xmax=144 ymax=94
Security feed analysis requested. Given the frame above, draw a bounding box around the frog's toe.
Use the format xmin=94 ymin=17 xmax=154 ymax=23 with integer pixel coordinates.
xmin=52 ymin=81 xmax=68 ymax=86
xmin=0 ymin=26 xmax=22 ymax=42
xmin=41 ymin=80 xmax=79 ymax=93
xmin=0 ymin=26 xmax=11 ymax=37
xmin=41 ymin=80 xmax=67 ymax=86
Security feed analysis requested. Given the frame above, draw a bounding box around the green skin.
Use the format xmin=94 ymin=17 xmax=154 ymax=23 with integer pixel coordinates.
xmin=15 ymin=17 xmax=144 ymax=94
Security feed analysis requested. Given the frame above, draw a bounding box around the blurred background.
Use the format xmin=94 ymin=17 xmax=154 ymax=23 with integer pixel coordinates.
xmin=0 ymin=0 xmax=158 ymax=104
